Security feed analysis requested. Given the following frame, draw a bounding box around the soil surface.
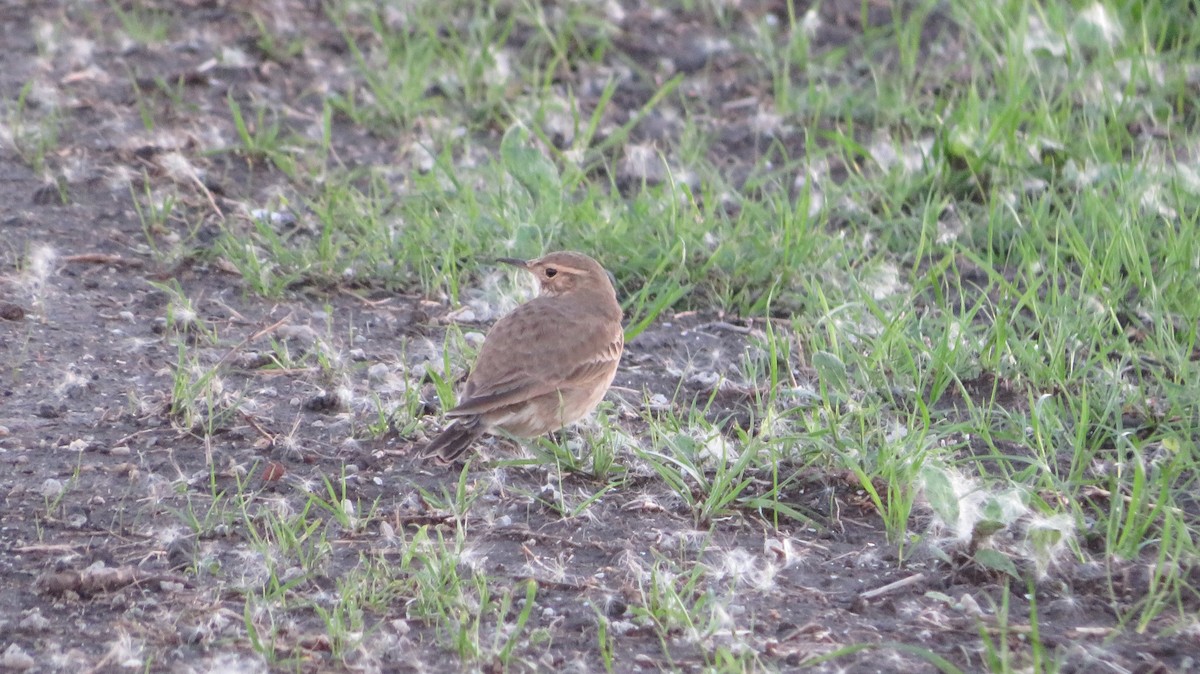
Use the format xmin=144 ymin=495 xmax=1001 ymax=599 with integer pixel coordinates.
xmin=1 ymin=1 xmax=1196 ymax=673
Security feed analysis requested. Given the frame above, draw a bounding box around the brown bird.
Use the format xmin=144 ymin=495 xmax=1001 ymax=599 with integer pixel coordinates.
xmin=423 ymin=251 xmax=624 ymax=463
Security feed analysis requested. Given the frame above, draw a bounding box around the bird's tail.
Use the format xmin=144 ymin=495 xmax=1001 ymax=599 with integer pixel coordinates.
xmin=422 ymin=416 xmax=486 ymax=464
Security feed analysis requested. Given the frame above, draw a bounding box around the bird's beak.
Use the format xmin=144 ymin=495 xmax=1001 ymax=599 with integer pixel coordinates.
xmin=496 ymin=257 xmax=529 ymax=269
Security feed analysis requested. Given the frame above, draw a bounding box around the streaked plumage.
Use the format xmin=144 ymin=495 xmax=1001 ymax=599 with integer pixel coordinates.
xmin=423 ymin=252 xmax=623 ymax=463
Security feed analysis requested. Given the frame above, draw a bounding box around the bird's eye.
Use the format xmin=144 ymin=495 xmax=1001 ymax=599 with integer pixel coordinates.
xmin=544 ymin=268 xmax=557 ymax=278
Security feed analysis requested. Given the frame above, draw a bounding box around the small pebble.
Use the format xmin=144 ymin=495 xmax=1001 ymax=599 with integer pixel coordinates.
xmin=65 ymin=507 xmax=88 ymax=528
xmin=18 ymin=609 xmax=50 ymax=632
xmin=0 ymin=302 xmax=26 ymax=321
xmin=367 ymin=363 xmax=390 ymax=383
xmin=277 ymin=324 xmax=319 ymax=346
xmin=35 ymin=403 xmax=62 ymax=419
xmin=958 ymin=593 xmax=983 ymax=617
xmin=1 ymin=643 xmax=35 ymax=670
xmin=39 ymin=479 xmax=64 ymax=500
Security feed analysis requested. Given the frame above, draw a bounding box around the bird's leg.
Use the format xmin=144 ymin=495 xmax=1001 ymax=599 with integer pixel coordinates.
xmin=493 ymin=435 xmax=524 ymax=455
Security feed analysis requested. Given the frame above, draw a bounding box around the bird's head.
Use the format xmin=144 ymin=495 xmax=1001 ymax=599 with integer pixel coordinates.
xmin=497 ymin=251 xmax=615 ymax=298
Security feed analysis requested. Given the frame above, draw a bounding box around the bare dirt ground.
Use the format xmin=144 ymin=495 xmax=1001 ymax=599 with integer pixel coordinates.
xmin=1 ymin=1 xmax=1197 ymax=672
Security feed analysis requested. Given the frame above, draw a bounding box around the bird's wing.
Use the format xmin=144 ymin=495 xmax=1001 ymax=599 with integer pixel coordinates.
xmin=447 ymin=299 xmax=623 ymax=418
xmin=561 ymin=324 xmax=624 ymax=386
